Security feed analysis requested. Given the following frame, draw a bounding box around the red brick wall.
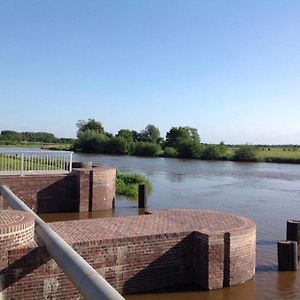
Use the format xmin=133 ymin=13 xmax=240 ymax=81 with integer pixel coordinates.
xmin=0 ymin=209 xmax=256 ymax=299
xmin=91 ymin=167 xmax=116 ymax=210
xmin=0 ymin=211 xmax=35 ymax=250
xmin=0 ymin=166 xmax=116 ymax=213
xmin=0 ymin=174 xmax=78 ymax=213
xmin=1 ymin=243 xmax=81 ymax=300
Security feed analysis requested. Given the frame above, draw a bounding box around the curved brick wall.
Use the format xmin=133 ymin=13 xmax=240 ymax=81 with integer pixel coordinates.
xmin=51 ymin=209 xmax=256 ymax=293
xmin=0 ymin=210 xmax=35 ymax=249
xmin=91 ymin=167 xmax=116 ymax=210
xmin=1 ymin=209 xmax=255 ymax=299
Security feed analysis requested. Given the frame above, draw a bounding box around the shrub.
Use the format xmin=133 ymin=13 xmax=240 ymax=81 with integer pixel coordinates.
xmin=233 ymin=145 xmax=257 ymax=162
xmin=177 ymin=140 xmax=202 ymax=159
xmin=202 ymin=145 xmax=222 ymax=160
xmin=75 ymin=129 xmax=107 ymax=153
xmin=104 ymin=137 xmax=128 ymax=155
xmin=116 ymin=172 xmax=152 ymax=198
xmin=163 ymin=147 xmax=178 ymax=158
xmin=133 ymin=142 xmax=161 ymax=157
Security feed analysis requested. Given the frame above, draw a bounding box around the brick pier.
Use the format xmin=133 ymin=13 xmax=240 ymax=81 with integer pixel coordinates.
xmin=0 ymin=208 xmax=256 ymax=298
xmin=0 ymin=165 xmax=116 ymax=213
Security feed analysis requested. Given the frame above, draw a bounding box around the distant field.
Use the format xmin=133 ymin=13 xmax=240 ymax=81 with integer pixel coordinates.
xmin=256 ymin=147 xmax=300 ymax=160
xmin=223 ymin=146 xmax=300 ymax=163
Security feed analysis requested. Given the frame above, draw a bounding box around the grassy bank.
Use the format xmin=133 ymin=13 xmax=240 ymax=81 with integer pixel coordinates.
xmin=0 ymin=142 xmax=72 ymax=150
xmin=116 ymin=172 xmax=152 ymax=198
xmin=2 ymin=142 xmax=300 ymax=164
xmin=255 ymin=147 xmax=300 ymax=163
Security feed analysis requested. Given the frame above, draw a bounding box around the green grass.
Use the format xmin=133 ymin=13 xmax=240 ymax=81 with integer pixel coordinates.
xmin=222 ymin=146 xmax=300 ymax=163
xmin=116 ymin=172 xmax=152 ymax=199
xmin=0 ymin=154 xmax=64 ymax=171
xmin=256 ymin=147 xmax=300 ymax=159
xmin=254 ymin=147 xmax=300 ymax=163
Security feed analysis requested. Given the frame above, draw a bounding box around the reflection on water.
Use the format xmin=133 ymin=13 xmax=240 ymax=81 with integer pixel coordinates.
xmin=10 ymin=148 xmax=300 ymax=299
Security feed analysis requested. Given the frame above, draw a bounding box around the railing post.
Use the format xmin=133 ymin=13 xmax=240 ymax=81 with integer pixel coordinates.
xmin=0 ymin=193 xmax=3 ymax=209
xmin=21 ymin=153 xmax=24 ymax=176
xmin=69 ymin=152 xmax=73 ymax=173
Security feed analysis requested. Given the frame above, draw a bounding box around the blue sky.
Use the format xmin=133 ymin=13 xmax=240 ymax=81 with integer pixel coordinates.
xmin=0 ymin=1 xmax=299 ymax=144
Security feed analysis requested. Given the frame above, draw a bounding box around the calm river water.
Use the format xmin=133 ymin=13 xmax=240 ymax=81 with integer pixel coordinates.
xmin=3 ymin=148 xmax=300 ymax=299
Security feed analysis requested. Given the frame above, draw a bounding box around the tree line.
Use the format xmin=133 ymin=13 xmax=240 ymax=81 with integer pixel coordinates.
xmin=73 ymin=119 xmax=256 ymax=161
xmin=0 ymin=130 xmax=73 ymax=144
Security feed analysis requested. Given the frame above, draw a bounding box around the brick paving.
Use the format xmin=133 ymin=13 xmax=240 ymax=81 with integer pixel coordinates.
xmin=50 ymin=208 xmax=255 ymax=244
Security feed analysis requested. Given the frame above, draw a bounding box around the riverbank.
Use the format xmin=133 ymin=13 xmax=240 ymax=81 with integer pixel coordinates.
xmin=73 ymin=146 xmax=300 ymax=164
xmin=2 ymin=144 xmax=300 ymax=164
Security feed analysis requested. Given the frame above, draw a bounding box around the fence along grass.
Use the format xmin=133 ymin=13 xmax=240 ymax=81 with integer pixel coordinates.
xmin=0 ymin=152 xmax=72 ymax=174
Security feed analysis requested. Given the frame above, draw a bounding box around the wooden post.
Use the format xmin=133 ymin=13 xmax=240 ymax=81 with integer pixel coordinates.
xmin=138 ymin=184 xmax=147 ymax=209
xmin=277 ymin=240 xmax=298 ymax=271
xmin=287 ymin=220 xmax=300 ymax=255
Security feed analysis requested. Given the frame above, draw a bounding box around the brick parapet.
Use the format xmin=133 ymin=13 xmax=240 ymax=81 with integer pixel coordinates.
xmin=0 ymin=210 xmax=35 ymax=250
xmin=0 ymin=164 xmax=116 ymax=213
xmin=0 ymin=174 xmax=77 ymax=212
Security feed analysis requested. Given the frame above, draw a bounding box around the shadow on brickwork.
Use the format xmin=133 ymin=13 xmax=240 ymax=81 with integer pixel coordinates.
xmin=123 ymin=233 xmax=198 ymax=294
xmin=0 ymin=247 xmax=50 ymax=292
xmin=37 ymin=176 xmax=78 ymax=213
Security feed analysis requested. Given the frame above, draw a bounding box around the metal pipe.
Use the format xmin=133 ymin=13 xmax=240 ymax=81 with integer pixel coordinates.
xmin=0 ymin=185 xmax=124 ymax=300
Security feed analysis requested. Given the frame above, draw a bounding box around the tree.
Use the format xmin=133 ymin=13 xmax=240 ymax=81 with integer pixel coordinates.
xmin=76 ymin=119 xmax=104 ymax=137
xmin=165 ymin=126 xmax=200 ymax=150
xmin=0 ymin=130 xmax=22 ymax=141
xmin=178 ymin=140 xmax=202 ymax=159
xmin=130 ymin=130 xmax=139 ymax=142
xmin=117 ymin=129 xmax=134 ymax=143
xmin=104 ymin=137 xmax=128 ymax=155
xmin=138 ymin=124 xmax=161 ymax=143
xmin=75 ymin=129 xmax=107 ymax=153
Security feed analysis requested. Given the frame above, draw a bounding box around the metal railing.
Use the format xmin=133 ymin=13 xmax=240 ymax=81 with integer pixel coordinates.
xmin=0 ymin=151 xmax=73 ymax=175
xmin=0 ymin=185 xmax=125 ymax=300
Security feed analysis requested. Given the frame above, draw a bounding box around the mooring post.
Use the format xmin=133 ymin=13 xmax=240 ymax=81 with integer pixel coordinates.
xmin=287 ymin=220 xmax=300 ymax=255
xmin=277 ymin=240 xmax=298 ymax=271
xmin=138 ymin=184 xmax=147 ymax=208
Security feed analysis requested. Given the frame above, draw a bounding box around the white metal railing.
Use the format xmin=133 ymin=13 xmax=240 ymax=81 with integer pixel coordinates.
xmin=0 ymin=151 xmax=73 ymax=175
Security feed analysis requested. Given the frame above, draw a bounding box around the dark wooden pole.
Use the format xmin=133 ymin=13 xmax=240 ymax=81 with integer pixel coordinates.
xmin=287 ymin=220 xmax=300 ymax=256
xmin=287 ymin=220 xmax=300 ymax=241
xmin=138 ymin=184 xmax=147 ymax=208
xmin=277 ymin=240 xmax=298 ymax=271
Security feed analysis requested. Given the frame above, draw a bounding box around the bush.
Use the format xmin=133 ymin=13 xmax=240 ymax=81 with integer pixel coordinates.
xmin=163 ymin=147 xmax=178 ymax=158
xmin=133 ymin=142 xmax=161 ymax=157
xmin=116 ymin=172 xmax=152 ymax=198
xmin=202 ymin=145 xmax=222 ymax=160
xmin=233 ymin=145 xmax=257 ymax=162
xmin=75 ymin=129 xmax=107 ymax=153
xmin=177 ymin=140 xmax=202 ymax=159
xmin=104 ymin=137 xmax=128 ymax=155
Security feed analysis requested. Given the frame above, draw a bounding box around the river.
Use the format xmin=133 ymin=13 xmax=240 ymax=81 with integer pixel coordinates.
xmin=2 ymin=148 xmax=300 ymax=299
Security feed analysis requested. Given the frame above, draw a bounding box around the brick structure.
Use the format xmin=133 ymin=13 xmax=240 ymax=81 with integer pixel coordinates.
xmin=0 ymin=210 xmax=35 ymax=250
xmin=0 ymin=165 xmax=116 ymax=213
xmin=0 ymin=209 xmax=256 ymax=298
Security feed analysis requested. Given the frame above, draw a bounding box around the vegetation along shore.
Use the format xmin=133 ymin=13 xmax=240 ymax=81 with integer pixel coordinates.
xmin=1 ymin=119 xmax=300 ymax=164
